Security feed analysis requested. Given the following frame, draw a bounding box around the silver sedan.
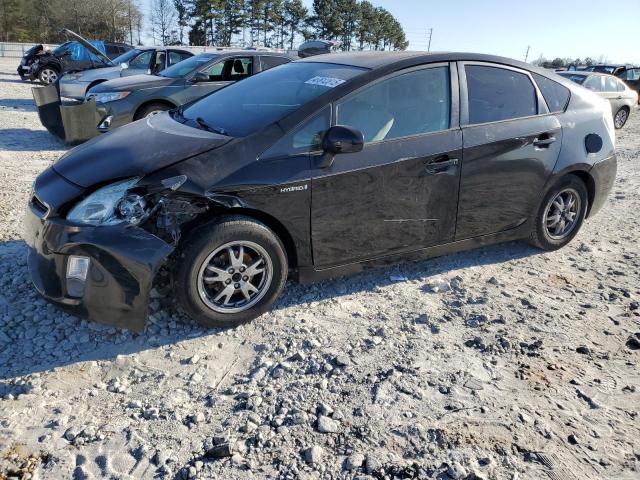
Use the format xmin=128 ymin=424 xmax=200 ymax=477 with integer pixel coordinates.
xmin=558 ymin=71 xmax=638 ymax=129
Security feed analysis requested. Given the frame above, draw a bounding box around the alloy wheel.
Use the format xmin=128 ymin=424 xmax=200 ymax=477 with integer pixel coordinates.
xmin=543 ymin=188 xmax=581 ymax=240
xmin=197 ymin=241 xmax=273 ymax=313
xmin=40 ymin=68 xmax=58 ymax=84
xmin=614 ymin=109 xmax=628 ymax=129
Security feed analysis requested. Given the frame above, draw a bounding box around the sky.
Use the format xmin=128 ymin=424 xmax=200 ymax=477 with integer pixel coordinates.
xmin=141 ymin=0 xmax=640 ymax=64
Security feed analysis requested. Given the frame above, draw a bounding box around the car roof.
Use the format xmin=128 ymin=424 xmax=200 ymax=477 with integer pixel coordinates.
xmin=297 ymin=51 xmax=553 ymax=74
xmin=560 ymin=71 xmax=608 ymax=77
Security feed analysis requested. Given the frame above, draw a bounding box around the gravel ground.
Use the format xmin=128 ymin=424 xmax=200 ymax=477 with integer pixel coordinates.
xmin=0 ymin=57 xmax=639 ymax=480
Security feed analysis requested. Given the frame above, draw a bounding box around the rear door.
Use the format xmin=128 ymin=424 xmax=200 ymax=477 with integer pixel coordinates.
xmin=311 ymin=63 xmax=462 ymax=267
xmin=455 ymin=63 xmax=562 ymax=240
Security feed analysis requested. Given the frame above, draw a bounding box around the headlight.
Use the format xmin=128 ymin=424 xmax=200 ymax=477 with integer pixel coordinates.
xmin=67 ymin=178 xmax=139 ymax=225
xmin=66 ymin=73 xmax=83 ymax=81
xmin=88 ymin=91 xmax=131 ymax=104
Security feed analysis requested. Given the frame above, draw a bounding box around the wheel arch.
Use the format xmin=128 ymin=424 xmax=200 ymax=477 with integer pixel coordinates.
xmin=133 ymin=98 xmax=177 ymax=120
xmin=179 ymin=205 xmax=299 ymax=273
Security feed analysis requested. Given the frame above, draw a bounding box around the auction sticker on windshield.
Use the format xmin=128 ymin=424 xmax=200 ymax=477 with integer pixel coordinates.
xmin=305 ymin=76 xmax=346 ymax=88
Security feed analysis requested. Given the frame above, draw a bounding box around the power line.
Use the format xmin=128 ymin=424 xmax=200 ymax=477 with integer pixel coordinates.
xmin=524 ymin=45 xmax=531 ymax=63
xmin=427 ymin=28 xmax=433 ymax=52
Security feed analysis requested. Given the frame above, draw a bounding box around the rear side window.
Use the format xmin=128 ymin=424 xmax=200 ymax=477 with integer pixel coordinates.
xmin=532 ymin=73 xmax=570 ymax=113
xmin=604 ymin=76 xmax=619 ymax=92
xmin=261 ymin=56 xmax=290 ymax=71
xmin=169 ymin=51 xmax=192 ymax=66
xmin=465 ymin=65 xmax=537 ymax=124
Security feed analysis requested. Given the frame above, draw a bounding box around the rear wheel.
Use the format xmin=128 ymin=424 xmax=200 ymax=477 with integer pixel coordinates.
xmin=38 ymin=67 xmax=59 ymax=84
xmin=175 ymin=217 xmax=288 ymax=328
xmin=134 ymin=102 xmax=171 ymax=120
xmin=614 ymin=107 xmax=629 ymax=129
xmin=528 ymin=176 xmax=588 ymax=251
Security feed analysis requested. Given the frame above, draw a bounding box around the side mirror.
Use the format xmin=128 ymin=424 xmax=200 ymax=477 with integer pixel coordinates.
xmin=120 ymin=62 xmax=129 ymax=69
xmin=318 ymin=125 xmax=364 ymax=168
xmin=192 ymin=72 xmax=209 ymax=83
xmin=322 ymin=125 xmax=364 ymax=154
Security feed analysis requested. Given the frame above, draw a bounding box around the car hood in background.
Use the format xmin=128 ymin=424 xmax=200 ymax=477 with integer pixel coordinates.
xmin=52 ymin=112 xmax=231 ymax=188
xmin=89 ymin=74 xmax=176 ymax=93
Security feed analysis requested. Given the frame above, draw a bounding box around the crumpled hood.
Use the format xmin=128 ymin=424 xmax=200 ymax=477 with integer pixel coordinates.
xmin=52 ymin=112 xmax=231 ymax=188
xmin=90 ymin=74 xmax=174 ymax=93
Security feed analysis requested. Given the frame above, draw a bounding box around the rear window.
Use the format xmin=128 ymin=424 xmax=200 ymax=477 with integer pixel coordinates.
xmin=558 ymin=73 xmax=587 ymax=85
xmin=532 ymin=73 xmax=570 ymax=113
xmin=465 ymin=65 xmax=537 ymax=124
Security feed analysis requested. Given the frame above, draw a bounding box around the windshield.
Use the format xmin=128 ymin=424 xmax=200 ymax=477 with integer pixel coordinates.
xmin=558 ymin=73 xmax=586 ymax=85
xmin=160 ymin=53 xmax=219 ymax=78
xmin=179 ymin=62 xmax=367 ymax=137
xmin=113 ymin=48 xmax=143 ymax=65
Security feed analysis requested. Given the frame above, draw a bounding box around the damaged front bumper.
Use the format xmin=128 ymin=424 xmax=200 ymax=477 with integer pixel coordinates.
xmin=24 ymin=198 xmax=175 ymax=332
xmin=32 ymin=83 xmax=103 ymax=144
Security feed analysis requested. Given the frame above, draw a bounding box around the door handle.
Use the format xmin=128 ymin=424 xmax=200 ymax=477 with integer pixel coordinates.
xmin=426 ymin=156 xmax=459 ymax=174
xmin=533 ymin=136 xmax=556 ymax=148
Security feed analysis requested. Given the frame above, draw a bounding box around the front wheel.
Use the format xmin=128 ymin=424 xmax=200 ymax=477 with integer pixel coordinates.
xmin=134 ymin=102 xmax=171 ymax=120
xmin=38 ymin=67 xmax=59 ymax=84
xmin=175 ymin=217 xmax=288 ymax=328
xmin=614 ymin=107 xmax=629 ymax=129
xmin=528 ymin=176 xmax=588 ymax=251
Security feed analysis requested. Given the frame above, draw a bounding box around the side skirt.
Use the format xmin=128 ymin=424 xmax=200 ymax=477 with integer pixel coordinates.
xmin=297 ymin=221 xmax=532 ymax=285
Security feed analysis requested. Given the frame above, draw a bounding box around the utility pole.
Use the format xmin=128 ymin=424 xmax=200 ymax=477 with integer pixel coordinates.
xmin=524 ymin=45 xmax=531 ymax=63
xmin=427 ymin=28 xmax=433 ymax=52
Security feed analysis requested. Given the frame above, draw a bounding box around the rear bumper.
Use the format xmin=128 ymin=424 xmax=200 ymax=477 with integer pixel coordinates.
xmin=588 ymin=154 xmax=617 ymax=217
xmin=24 ymin=201 xmax=174 ymax=332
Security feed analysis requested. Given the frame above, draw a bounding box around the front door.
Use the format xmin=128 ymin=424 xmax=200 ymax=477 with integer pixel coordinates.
xmin=455 ymin=63 xmax=562 ymax=239
xmin=311 ymin=64 xmax=462 ymax=268
xmin=178 ymin=56 xmax=254 ymax=104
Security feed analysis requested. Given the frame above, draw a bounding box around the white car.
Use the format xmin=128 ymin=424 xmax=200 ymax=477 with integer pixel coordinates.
xmin=559 ymin=71 xmax=638 ymax=129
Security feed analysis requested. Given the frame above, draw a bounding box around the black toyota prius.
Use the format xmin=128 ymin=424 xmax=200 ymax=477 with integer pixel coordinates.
xmin=25 ymin=51 xmax=617 ymax=331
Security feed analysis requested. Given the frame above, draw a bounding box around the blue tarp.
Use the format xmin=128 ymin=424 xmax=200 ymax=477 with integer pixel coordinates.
xmin=68 ymin=40 xmax=107 ymax=62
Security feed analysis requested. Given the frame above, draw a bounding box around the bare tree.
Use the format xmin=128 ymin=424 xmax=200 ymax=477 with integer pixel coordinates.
xmin=149 ymin=0 xmax=176 ymax=45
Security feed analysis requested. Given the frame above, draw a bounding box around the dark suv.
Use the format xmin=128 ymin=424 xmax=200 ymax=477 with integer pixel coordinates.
xmin=17 ymin=30 xmax=131 ymax=84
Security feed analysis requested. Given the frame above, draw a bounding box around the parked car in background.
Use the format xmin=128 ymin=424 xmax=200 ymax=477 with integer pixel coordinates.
xmin=26 ymin=52 xmax=617 ymax=331
xmin=616 ymin=67 xmax=640 ymax=99
xmin=59 ymin=47 xmax=194 ymax=100
xmin=85 ymin=50 xmax=293 ymax=133
xmin=558 ymin=71 xmax=638 ymax=128
xmin=17 ymin=29 xmax=131 ymax=84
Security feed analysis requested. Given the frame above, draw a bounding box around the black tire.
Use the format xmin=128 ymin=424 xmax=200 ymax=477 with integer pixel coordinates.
xmin=134 ymin=102 xmax=171 ymax=120
xmin=175 ymin=216 xmax=288 ymax=328
xmin=37 ymin=67 xmax=60 ymax=85
xmin=613 ymin=106 xmax=629 ymax=129
xmin=528 ymin=175 xmax=588 ymax=251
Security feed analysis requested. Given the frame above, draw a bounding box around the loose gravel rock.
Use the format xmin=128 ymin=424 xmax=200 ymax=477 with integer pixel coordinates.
xmin=1 ymin=58 xmax=640 ymax=479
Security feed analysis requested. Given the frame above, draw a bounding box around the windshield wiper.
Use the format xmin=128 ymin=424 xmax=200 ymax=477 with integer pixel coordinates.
xmin=195 ymin=117 xmax=228 ymax=136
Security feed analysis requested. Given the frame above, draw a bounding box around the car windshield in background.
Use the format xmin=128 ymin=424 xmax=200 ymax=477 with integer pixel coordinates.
xmin=180 ymin=62 xmax=367 ymax=137
xmin=159 ymin=53 xmax=219 ymax=78
xmin=112 ymin=48 xmax=143 ymax=65
xmin=558 ymin=72 xmax=586 ymax=84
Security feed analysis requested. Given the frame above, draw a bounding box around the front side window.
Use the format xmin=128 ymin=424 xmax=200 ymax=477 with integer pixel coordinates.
xmin=466 ymin=65 xmax=537 ymax=124
xmin=620 ymin=69 xmax=640 ymax=81
xmin=532 ymin=73 xmax=570 ymax=113
xmin=336 ymin=66 xmax=450 ymax=143
xmin=129 ymin=50 xmax=153 ymax=68
xmin=262 ymin=107 xmax=330 ymax=159
xmin=228 ymin=57 xmax=252 ymax=80
xmin=159 ymin=54 xmax=219 ymax=78
xmin=180 ymin=62 xmax=366 ymax=137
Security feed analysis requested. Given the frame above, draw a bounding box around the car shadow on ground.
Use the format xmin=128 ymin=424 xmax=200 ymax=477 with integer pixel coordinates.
xmin=0 ymin=98 xmax=37 ymax=112
xmin=0 ymin=128 xmax=66 ymax=152
xmin=0 ymin=238 xmax=540 ymax=382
